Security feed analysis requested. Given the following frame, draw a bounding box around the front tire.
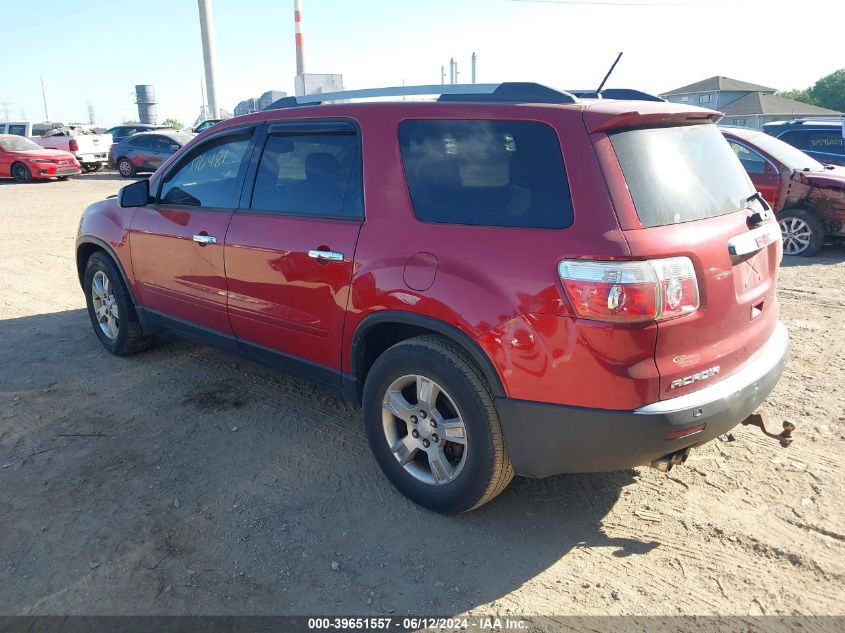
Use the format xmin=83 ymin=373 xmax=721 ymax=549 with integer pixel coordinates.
xmin=117 ymin=158 xmax=135 ymax=177
xmin=779 ymin=208 xmax=824 ymax=257
xmin=11 ymin=162 xmax=33 ymax=183
xmin=83 ymin=252 xmax=155 ymax=355
xmin=363 ymin=335 xmax=513 ymax=514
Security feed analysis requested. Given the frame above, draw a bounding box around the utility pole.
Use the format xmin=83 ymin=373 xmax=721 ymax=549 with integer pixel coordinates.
xmin=41 ymin=75 xmax=49 ymax=120
xmin=87 ymin=101 xmax=96 ymax=125
xmin=200 ymin=77 xmax=207 ymax=120
xmin=471 ymin=52 xmax=477 ymax=84
xmin=197 ymin=0 xmax=219 ymax=118
xmin=441 ymin=65 xmax=446 ymax=85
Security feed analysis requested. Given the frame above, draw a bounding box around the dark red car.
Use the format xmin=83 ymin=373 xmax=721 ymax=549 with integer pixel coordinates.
xmin=722 ymin=125 xmax=845 ymax=256
xmin=76 ymin=84 xmax=789 ymax=513
xmin=0 ymin=134 xmax=80 ymax=182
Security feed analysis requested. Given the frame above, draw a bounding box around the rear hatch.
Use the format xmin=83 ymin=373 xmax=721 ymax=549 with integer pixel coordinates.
xmin=604 ymin=122 xmax=781 ymax=400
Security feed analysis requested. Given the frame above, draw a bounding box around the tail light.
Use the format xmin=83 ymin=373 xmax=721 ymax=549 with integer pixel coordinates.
xmin=69 ymin=139 xmax=79 ymax=152
xmin=558 ymin=257 xmax=699 ymax=323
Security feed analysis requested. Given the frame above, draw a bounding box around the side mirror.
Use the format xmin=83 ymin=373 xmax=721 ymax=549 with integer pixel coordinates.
xmin=118 ymin=178 xmax=150 ymax=207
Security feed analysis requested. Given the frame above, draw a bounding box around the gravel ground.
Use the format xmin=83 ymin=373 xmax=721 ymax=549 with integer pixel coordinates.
xmin=0 ymin=173 xmax=843 ymax=616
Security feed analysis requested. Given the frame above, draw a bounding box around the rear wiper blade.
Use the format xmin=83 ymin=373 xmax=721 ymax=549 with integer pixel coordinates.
xmin=745 ymin=192 xmax=772 ymax=227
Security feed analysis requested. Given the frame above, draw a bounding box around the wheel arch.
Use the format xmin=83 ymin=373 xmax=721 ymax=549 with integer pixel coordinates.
xmin=349 ymin=311 xmax=506 ymax=405
xmin=75 ymin=237 xmax=138 ymax=305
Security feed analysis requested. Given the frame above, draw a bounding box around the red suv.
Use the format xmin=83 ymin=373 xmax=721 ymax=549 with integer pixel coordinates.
xmin=76 ymin=83 xmax=789 ymax=513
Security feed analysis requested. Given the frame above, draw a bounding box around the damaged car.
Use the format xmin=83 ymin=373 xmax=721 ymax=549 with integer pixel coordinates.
xmin=722 ymin=125 xmax=845 ymax=256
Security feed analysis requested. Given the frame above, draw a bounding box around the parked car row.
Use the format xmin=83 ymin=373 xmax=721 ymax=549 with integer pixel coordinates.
xmin=2 ymin=108 xmax=842 ymax=261
xmin=0 ymin=121 xmax=110 ymax=172
xmin=0 ymin=134 xmax=81 ymax=182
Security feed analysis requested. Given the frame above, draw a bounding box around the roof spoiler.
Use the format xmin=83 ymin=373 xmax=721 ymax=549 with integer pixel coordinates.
xmin=586 ymin=109 xmax=722 ymax=133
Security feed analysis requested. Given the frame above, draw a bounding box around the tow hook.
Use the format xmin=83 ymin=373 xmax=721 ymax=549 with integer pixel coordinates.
xmin=741 ymin=411 xmax=795 ymax=448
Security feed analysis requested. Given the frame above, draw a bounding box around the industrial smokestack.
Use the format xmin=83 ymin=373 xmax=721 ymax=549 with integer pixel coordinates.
xmin=471 ymin=52 xmax=477 ymax=84
xmin=441 ymin=65 xmax=445 ymax=85
xmin=449 ymin=58 xmax=455 ymax=84
xmin=135 ymin=85 xmax=158 ymax=124
xmin=294 ymin=0 xmax=306 ymax=76
xmin=197 ymin=0 xmax=219 ymax=118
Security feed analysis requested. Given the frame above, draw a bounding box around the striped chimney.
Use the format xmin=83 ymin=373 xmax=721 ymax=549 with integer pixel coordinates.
xmin=294 ymin=0 xmax=305 ymax=76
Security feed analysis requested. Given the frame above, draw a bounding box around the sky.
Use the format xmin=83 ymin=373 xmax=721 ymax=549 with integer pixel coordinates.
xmin=1 ymin=0 xmax=843 ymax=128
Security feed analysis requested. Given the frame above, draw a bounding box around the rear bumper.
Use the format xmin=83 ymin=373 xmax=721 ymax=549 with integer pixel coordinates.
xmin=497 ymin=322 xmax=789 ymax=478
xmin=75 ymin=153 xmax=108 ymax=164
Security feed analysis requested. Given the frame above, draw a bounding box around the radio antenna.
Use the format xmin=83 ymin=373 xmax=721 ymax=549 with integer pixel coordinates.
xmin=596 ymin=51 xmax=623 ymax=95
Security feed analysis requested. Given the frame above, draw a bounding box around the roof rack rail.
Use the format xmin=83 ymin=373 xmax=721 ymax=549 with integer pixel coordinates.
xmin=766 ymin=116 xmax=845 ymax=125
xmin=267 ymin=82 xmax=579 ymax=110
xmin=566 ymin=88 xmax=665 ymax=102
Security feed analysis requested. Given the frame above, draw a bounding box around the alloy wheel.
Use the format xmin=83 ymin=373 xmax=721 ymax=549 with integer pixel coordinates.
xmin=118 ymin=160 xmax=133 ymax=177
xmin=12 ymin=164 xmax=32 ymax=183
xmin=381 ymin=374 xmax=468 ymax=485
xmin=91 ymin=270 xmax=120 ymax=339
xmin=779 ymin=217 xmax=813 ymax=255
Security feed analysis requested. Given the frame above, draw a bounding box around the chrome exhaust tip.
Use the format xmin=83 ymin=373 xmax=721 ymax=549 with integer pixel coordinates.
xmin=650 ymin=448 xmax=691 ymax=472
xmin=650 ymin=455 xmax=673 ymax=472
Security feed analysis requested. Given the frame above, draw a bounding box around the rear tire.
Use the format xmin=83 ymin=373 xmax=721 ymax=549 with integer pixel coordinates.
xmin=362 ymin=335 xmax=513 ymax=514
xmin=11 ymin=162 xmax=33 ymax=183
xmin=117 ymin=158 xmax=135 ymax=178
xmin=83 ymin=252 xmax=155 ymax=356
xmin=778 ymin=208 xmax=824 ymax=257
xmin=82 ymin=163 xmax=102 ymax=173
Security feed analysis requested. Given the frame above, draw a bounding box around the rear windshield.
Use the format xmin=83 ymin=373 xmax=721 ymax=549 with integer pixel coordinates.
xmin=610 ymin=124 xmax=755 ymax=227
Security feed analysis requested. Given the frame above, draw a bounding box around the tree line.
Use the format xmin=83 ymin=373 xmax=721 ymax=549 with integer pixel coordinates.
xmin=777 ymin=69 xmax=845 ymax=113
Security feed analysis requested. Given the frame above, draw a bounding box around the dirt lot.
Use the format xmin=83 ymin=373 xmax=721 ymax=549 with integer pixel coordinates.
xmin=0 ymin=173 xmax=843 ymax=617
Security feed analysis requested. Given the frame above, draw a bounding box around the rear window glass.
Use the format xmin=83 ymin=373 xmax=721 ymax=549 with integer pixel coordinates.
xmin=398 ymin=120 xmax=573 ymax=229
xmin=609 ymin=124 xmax=755 ymax=228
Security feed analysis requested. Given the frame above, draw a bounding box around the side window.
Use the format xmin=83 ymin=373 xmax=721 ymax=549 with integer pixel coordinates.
xmin=728 ymin=141 xmax=767 ymax=174
xmin=153 ymin=136 xmax=178 ymax=152
xmin=699 ymin=94 xmax=713 ymax=104
xmin=398 ymin=119 xmax=573 ymax=229
xmin=7 ymin=124 xmax=27 ymax=136
xmin=158 ymin=132 xmax=251 ymax=208
xmin=128 ymin=135 xmax=151 ymax=148
xmin=779 ymin=130 xmax=809 ymax=149
xmin=806 ymin=130 xmax=844 ymax=154
xmin=249 ymin=126 xmax=363 ymax=218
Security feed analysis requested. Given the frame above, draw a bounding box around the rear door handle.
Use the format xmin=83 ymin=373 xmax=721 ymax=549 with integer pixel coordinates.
xmin=192 ymin=234 xmax=218 ymax=245
xmin=308 ymin=249 xmax=344 ymax=261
